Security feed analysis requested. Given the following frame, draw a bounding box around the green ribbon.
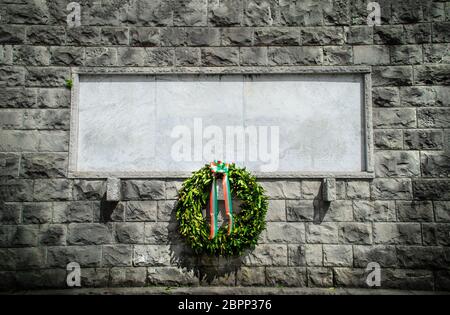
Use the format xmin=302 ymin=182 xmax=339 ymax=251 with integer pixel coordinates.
xmin=209 ymin=160 xmax=233 ymax=239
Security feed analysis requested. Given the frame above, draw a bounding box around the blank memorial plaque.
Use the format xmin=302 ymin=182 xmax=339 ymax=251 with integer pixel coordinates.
xmin=72 ymin=73 xmax=368 ymax=176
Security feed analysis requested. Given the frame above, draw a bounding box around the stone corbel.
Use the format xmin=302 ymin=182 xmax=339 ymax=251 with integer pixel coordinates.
xmin=322 ymin=177 xmax=336 ymax=202
xmin=106 ymin=177 xmax=121 ymax=201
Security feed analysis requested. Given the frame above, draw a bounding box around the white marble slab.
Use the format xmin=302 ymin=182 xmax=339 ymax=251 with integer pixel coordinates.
xmin=75 ymin=73 xmax=365 ymax=173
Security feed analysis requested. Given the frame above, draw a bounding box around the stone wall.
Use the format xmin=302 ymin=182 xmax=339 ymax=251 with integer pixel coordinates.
xmin=0 ymin=0 xmax=449 ymax=291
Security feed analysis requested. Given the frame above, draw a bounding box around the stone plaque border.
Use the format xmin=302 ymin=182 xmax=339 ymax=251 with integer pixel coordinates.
xmin=68 ymin=66 xmax=373 ymax=179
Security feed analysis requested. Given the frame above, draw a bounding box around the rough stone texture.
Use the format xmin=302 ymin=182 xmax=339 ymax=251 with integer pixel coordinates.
xmin=0 ymin=0 xmax=449 ymax=292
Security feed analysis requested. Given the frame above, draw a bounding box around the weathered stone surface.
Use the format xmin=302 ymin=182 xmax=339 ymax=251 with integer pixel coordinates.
xmin=422 ymin=223 xmax=450 ymax=246
xmin=102 ymin=245 xmax=132 ymax=267
xmin=49 ymin=47 xmax=84 ymax=66
xmin=266 ymin=200 xmax=286 ymax=222
xmin=101 ymin=27 xmax=129 ymax=45
xmin=236 ymin=267 xmax=265 ymax=286
xmin=414 ymin=65 xmax=450 ymax=85
xmin=85 ymin=47 xmax=117 ymax=66
xmin=375 ymin=151 xmax=420 ymax=177
xmin=374 ymin=25 xmax=405 ymax=45
xmin=243 ymin=244 xmax=287 ymax=266
xmin=353 ymin=201 xmax=396 ymax=222
xmin=301 ymin=27 xmax=344 ymax=45
xmin=110 ymin=267 xmax=146 ymax=287
xmin=333 ymin=268 xmax=367 ymax=288
xmin=338 ymin=223 xmax=372 ymax=245
xmin=0 ymin=179 xmax=34 ymax=202
xmin=115 ymin=223 xmax=144 ymax=244
xmin=0 ymin=88 xmax=36 ymax=108
xmin=53 ymin=201 xmax=98 ymax=223
xmin=13 ymin=46 xmax=50 ymax=66
xmin=306 ymin=222 xmax=338 ymax=244
xmin=79 ymin=268 xmax=109 ymax=288
xmin=259 ymin=181 xmax=301 ymax=199
xmin=323 ymin=46 xmax=352 ymax=65
xmin=38 ymin=224 xmax=66 ymax=246
xmin=307 ymin=267 xmax=333 ymax=287
xmin=201 ymin=47 xmax=239 ymax=66
xmin=222 ymin=28 xmax=253 ymax=46
xmin=124 ymin=201 xmax=157 ymax=221
xmin=0 ymin=66 xmax=26 ymax=86
xmin=173 ymin=0 xmax=207 ymax=26
xmin=268 ymin=46 xmax=322 ymax=65
xmin=157 ymin=200 xmax=176 ymax=221
xmin=373 ymin=108 xmax=416 ymax=128
xmin=254 ymin=28 xmax=300 ymax=45
xmin=346 ymin=26 xmax=373 ymax=44
xmin=0 ymin=203 xmax=21 ymax=224
xmin=175 ymin=47 xmax=201 ymax=66
xmin=209 ymin=0 xmax=243 ymax=26
xmin=185 ymin=28 xmax=220 ymax=46
xmin=423 ymin=43 xmax=450 ymax=63
xmin=435 ymin=201 xmax=450 ymax=222
xmin=374 ymin=130 xmax=404 ymax=150
xmin=413 ymin=179 xmax=450 ymax=200
xmin=404 ymin=24 xmax=431 ymax=44
xmin=286 ymin=200 xmax=313 ymax=221
xmin=12 ymin=225 xmax=38 ymax=247
xmin=148 ymin=267 xmax=198 ymax=286
xmin=373 ymin=223 xmax=422 ymax=245
xmin=0 ymin=25 xmax=25 ymax=44
xmin=390 ymin=45 xmax=422 ymax=65
xmin=23 ymin=109 xmax=69 ymax=130
xmin=287 ymin=244 xmax=306 ymax=266
xmin=67 ymin=223 xmax=112 ymax=245
xmin=396 ymin=246 xmax=446 ymax=269
xmin=383 ymin=269 xmax=434 ymax=290
xmin=397 ymin=201 xmax=434 ymax=221
xmin=22 ymin=202 xmax=52 ymax=224
xmin=33 ymin=179 xmax=71 ymax=201
xmin=346 ymin=181 xmax=370 ymax=199
xmin=316 ymin=201 xmax=353 ymax=222
xmin=133 ymin=245 xmax=171 ymax=266
xmin=354 ymin=45 xmax=389 ymax=65
xmin=20 ymin=153 xmax=67 ymax=178
xmin=372 ymin=87 xmax=400 ymax=107
xmin=129 ymin=27 xmax=159 ymax=46
xmin=26 ymin=26 xmax=65 ymax=45
xmin=37 ymin=88 xmax=69 ymax=108
xmin=436 ymin=270 xmax=450 ymax=291
xmin=417 ymin=108 xmax=450 ymax=128
xmin=243 ymin=0 xmax=278 ymax=26
xmin=404 ymin=130 xmax=443 ymax=150
xmin=372 ymin=66 xmax=413 ymax=86
xmin=145 ymin=222 xmax=176 ymax=244
xmin=372 ymin=178 xmax=412 ymax=200
xmin=73 ymin=180 xmax=105 ymax=201
xmin=323 ymin=245 xmax=352 ymax=267
xmin=432 ymin=22 xmax=450 ymax=42
xmin=26 ymin=67 xmax=69 ymax=87
xmin=353 ymin=245 xmax=397 ymax=268
xmin=66 ymin=27 xmax=101 ymax=46
xmin=266 ymin=222 xmax=305 ymax=243
xmin=122 ymin=180 xmax=165 ymax=200
xmin=0 ymin=153 xmax=20 ymax=178
xmin=47 ymin=246 xmax=101 ymax=268
xmin=266 ymin=267 xmax=307 ymax=287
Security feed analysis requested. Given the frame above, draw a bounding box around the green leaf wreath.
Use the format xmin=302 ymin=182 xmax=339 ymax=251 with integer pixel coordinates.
xmin=176 ymin=163 xmax=268 ymax=256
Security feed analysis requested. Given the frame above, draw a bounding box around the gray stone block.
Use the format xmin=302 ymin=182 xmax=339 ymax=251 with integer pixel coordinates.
xmin=67 ymin=223 xmax=112 ymax=245
xmin=102 ymin=245 xmax=132 ymax=267
xmin=33 ymin=179 xmax=72 ymax=201
xmin=0 ymin=25 xmax=26 ymax=44
xmin=133 ymin=245 xmax=171 ymax=266
xmin=236 ymin=266 xmax=265 ymax=286
xmin=38 ymin=224 xmax=66 ymax=246
xmin=26 ymin=67 xmax=70 ymax=87
xmin=148 ymin=267 xmax=198 ymax=286
xmin=157 ymin=200 xmax=176 ymax=221
xmin=13 ymin=45 xmax=50 ymax=66
xmin=372 ymin=178 xmax=412 ymax=200
xmin=26 ymin=26 xmax=65 ymax=45
xmin=435 ymin=201 xmax=450 ymax=222
xmin=396 ymin=246 xmax=447 ymax=269
xmin=115 ymin=222 xmax=144 ymax=244
xmin=12 ymin=225 xmax=38 ymax=247
xmin=338 ymin=223 xmax=372 ymax=245
xmin=0 ymin=66 xmax=26 ymax=86
xmin=417 ymin=108 xmax=450 ymax=128
xmin=173 ymin=0 xmax=208 ymax=26
xmin=374 ymin=130 xmax=403 ymax=150
xmin=268 ymin=46 xmax=322 ymax=65
xmin=413 ymin=179 xmax=450 ymax=200
xmin=353 ymin=200 xmax=396 ymax=222
xmin=322 ymin=178 xmax=336 ymax=202
xmin=266 ymin=222 xmax=305 ymax=243
xmin=404 ymin=130 xmax=443 ymax=150
xmin=286 ymin=200 xmax=313 ymax=222
xmin=67 ymin=27 xmax=101 ymax=46
xmin=287 ymin=244 xmax=306 ymax=266
xmin=0 ymin=153 xmax=20 ymax=178
xmin=422 ymin=223 xmax=450 ymax=246
xmin=375 ymin=151 xmax=420 ymax=177
xmin=301 ymin=27 xmax=345 ymax=45
xmin=383 ymin=269 xmax=434 ymax=291
xmin=110 ymin=267 xmax=147 ymax=287
xmin=266 ymin=267 xmax=307 ymax=287
xmin=372 ymin=87 xmax=400 ymax=107
xmin=346 ymin=181 xmax=370 ymax=199
xmin=85 ymin=47 xmax=117 ymax=66
xmin=22 ymin=202 xmax=52 ymax=224
xmin=122 ymin=180 xmax=165 ymax=200
xmin=0 ymin=88 xmax=36 ymax=108
xmin=101 ymin=27 xmax=129 ymax=45
xmin=346 ymin=26 xmax=373 ymax=45
xmin=201 ymin=47 xmax=239 ymax=66
xmin=397 ymin=201 xmax=434 ymax=222
xmin=222 ymin=28 xmax=253 ymax=46
xmin=125 ymin=201 xmax=157 ymax=221
xmin=185 ymin=28 xmax=220 ymax=46
xmin=323 ymin=46 xmax=353 ymax=65
xmin=353 ymin=245 xmax=397 ymax=268
xmin=106 ymin=178 xmax=121 ymax=202
xmin=307 ymin=267 xmax=333 ymax=287
xmin=209 ymin=0 xmax=243 ymax=26
xmin=254 ymin=27 xmax=300 ymax=46
xmin=259 ymin=180 xmax=301 ymax=199
xmin=373 ymin=108 xmax=416 ymax=128
xmin=390 ymin=45 xmax=422 ymax=65
xmin=306 ymin=222 xmax=338 ymax=244
xmin=0 ymin=202 xmax=21 ymax=224
xmin=47 ymin=246 xmax=101 ymax=268
xmin=323 ymin=245 xmax=353 ymax=267
xmin=129 ymin=27 xmax=160 ymax=47
xmin=354 ymin=45 xmax=390 ymax=65
xmin=414 ymin=65 xmax=450 ymax=85
xmin=243 ymin=244 xmax=287 ymax=266
xmin=175 ymin=47 xmax=201 ymax=66
xmin=317 ymin=200 xmax=353 ymax=222
xmin=0 ymin=179 xmax=34 ymax=202
xmin=240 ymin=47 xmax=268 ymax=66
xmin=20 ymin=153 xmax=67 ymax=178
xmin=372 ymin=66 xmax=413 ymax=86
xmin=373 ymin=223 xmax=421 ymax=245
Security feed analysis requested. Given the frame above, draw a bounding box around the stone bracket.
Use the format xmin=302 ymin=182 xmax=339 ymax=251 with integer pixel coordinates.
xmin=106 ymin=177 xmax=121 ymax=201
xmin=322 ymin=177 xmax=336 ymax=202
